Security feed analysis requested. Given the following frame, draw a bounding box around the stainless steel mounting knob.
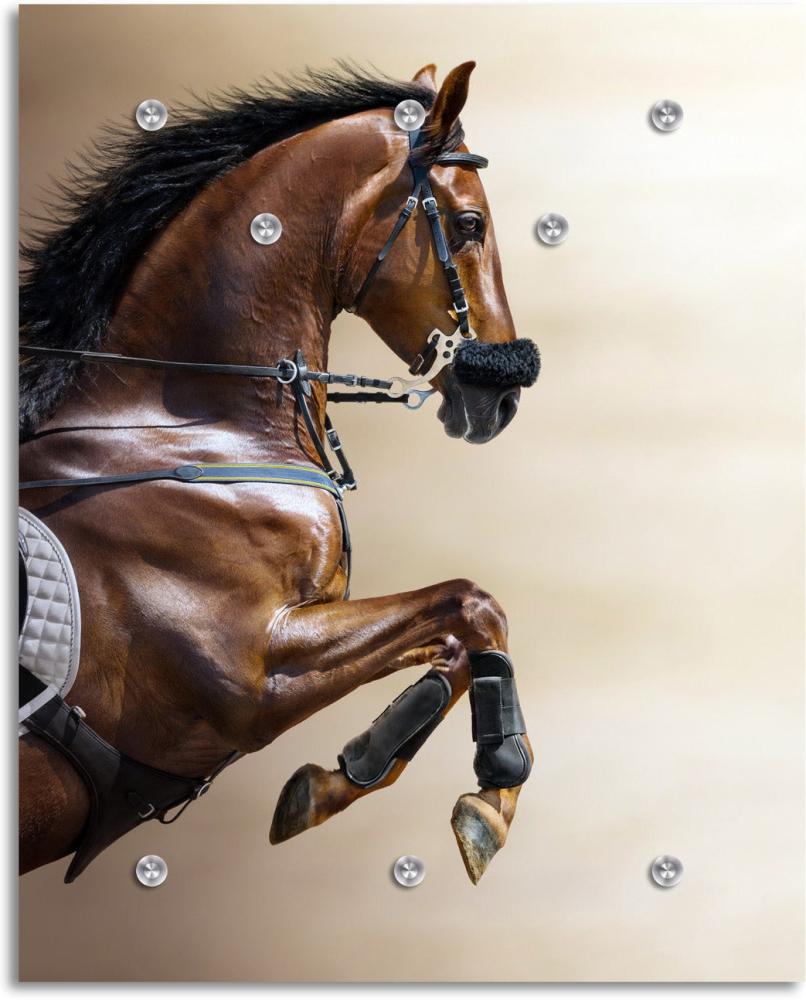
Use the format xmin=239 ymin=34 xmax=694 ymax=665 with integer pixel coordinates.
xmin=135 ymin=854 xmax=168 ymax=887
xmin=535 ymin=213 xmax=569 ymax=246
xmin=135 ymin=100 xmax=168 ymax=132
xmin=250 ymin=213 xmax=283 ymax=245
xmin=650 ymin=99 xmax=683 ymax=132
xmin=650 ymin=854 xmax=683 ymax=887
xmin=393 ymin=855 xmax=425 ymax=887
xmin=394 ymin=100 xmax=426 ymax=132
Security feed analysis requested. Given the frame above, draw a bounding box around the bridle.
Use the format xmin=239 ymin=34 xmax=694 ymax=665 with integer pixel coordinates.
xmin=19 ymin=118 xmax=492 ymax=496
xmin=345 ymin=126 xmax=489 ymax=402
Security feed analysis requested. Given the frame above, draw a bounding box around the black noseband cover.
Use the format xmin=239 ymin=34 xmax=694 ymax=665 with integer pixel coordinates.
xmin=339 ymin=670 xmax=452 ymax=788
xmin=453 ymin=338 xmax=541 ymax=389
xmin=468 ymin=651 xmax=532 ymax=789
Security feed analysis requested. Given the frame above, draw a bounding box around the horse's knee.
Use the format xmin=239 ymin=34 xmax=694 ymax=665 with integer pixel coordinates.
xmin=440 ymin=578 xmax=508 ymax=649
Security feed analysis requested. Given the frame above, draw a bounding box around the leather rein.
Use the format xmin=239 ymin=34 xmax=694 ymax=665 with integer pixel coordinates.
xmin=19 ymin=126 xmax=488 ymax=496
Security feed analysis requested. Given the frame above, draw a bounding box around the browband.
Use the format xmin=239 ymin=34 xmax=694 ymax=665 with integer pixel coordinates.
xmin=433 ymin=152 xmax=489 ymax=169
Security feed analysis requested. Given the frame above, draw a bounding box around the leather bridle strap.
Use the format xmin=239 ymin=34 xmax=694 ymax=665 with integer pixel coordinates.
xmin=348 ymin=128 xmax=488 ymax=356
xmin=18 ymin=345 xmax=395 ymax=391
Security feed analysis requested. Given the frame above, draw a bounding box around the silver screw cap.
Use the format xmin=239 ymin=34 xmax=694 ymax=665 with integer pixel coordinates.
xmin=135 ymin=854 xmax=168 ymax=887
xmin=393 ymin=855 xmax=425 ymax=887
xmin=250 ymin=213 xmax=283 ymax=245
xmin=135 ymin=100 xmax=168 ymax=132
xmin=650 ymin=99 xmax=683 ymax=132
xmin=535 ymin=213 xmax=569 ymax=246
xmin=394 ymin=100 xmax=426 ymax=132
xmin=650 ymin=854 xmax=683 ymax=888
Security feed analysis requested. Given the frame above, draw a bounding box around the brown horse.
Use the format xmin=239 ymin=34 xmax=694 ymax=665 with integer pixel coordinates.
xmin=19 ymin=62 xmax=537 ymax=885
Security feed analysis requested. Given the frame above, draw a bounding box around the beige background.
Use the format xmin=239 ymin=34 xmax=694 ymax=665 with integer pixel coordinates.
xmin=18 ymin=3 xmax=805 ymax=983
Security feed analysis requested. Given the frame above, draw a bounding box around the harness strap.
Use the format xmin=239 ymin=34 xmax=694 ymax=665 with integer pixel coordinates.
xmin=327 ymin=391 xmax=409 ymax=404
xmin=18 ymin=345 xmax=395 ymax=392
xmin=351 ymin=189 xmax=421 ymax=313
xmin=19 ymin=461 xmax=343 ymax=496
xmin=22 ymin=692 xmax=238 ymax=882
xmin=20 ymin=462 xmax=352 ymax=596
xmin=347 ymin=127 xmax=485 ymax=337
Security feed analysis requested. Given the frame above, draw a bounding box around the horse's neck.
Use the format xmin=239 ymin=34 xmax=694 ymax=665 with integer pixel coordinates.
xmin=52 ymin=136 xmax=346 ymax=464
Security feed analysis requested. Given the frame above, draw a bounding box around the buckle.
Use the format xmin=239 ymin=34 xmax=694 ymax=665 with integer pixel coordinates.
xmin=276 ymin=359 xmax=298 ymax=384
xmin=404 ymin=195 xmax=418 ymax=213
xmin=453 ymin=301 xmax=469 ymax=314
xmin=127 ymin=790 xmax=156 ymax=819
xmin=422 ymin=196 xmax=438 ymax=215
xmin=326 ymin=428 xmax=342 ymax=451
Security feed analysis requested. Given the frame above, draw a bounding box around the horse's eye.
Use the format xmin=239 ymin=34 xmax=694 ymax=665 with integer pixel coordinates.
xmin=454 ymin=212 xmax=484 ymax=240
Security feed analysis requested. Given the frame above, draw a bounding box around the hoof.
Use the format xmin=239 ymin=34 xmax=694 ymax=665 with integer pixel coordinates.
xmin=450 ymin=792 xmax=508 ymax=885
xmin=270 ymin=764 xmax=327 ymax=844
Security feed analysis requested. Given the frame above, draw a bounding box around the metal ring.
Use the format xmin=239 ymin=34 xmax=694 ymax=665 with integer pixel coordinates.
xmin=405 ymin=389 xmax=434 ymax=410
xmin=192 ymin=781 xmax=212 ymax=800
xmin=276 ymin=359 xmax=298 ymax=384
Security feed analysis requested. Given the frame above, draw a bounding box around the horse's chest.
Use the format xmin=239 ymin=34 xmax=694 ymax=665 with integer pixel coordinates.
xmin=165 ymin=483 xmax=346 ymax=605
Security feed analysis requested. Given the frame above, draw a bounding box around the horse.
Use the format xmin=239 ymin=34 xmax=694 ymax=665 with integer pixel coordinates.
xmin=18 ymin=61 xmax=539 ymax=886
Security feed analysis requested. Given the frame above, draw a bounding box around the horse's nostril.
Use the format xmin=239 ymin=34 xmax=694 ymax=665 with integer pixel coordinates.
xmin=497 ymin=389 xmax=519 ymax=431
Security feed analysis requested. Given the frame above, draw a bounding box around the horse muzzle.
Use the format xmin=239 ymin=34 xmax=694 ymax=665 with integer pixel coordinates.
xmin=437 ymin=338 xmax=539 ymax=443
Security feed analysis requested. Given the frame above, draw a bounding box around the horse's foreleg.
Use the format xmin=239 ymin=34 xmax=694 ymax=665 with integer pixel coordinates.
xmin=269 ymin=637 xmax=468 ymax=844
xmin=263 ymin=580 xmax=533 ymax=883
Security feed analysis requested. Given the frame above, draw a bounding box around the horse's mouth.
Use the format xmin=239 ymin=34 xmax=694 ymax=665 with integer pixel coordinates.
xmin=437 ymin=371 xmax=521 ymax=444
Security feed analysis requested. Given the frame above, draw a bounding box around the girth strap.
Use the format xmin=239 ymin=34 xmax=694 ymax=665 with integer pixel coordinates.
xmin=23 ymin=692 xmax=238 ymax=882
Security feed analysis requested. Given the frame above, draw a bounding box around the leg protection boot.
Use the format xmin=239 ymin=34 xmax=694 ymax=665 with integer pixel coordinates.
xmin=469 ymin=650 xmax=532 ymax=788
xmin=338 ymin=670 xmax=452 ymax=788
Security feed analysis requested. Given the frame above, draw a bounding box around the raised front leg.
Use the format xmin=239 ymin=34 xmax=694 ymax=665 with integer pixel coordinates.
xmin=261 ymin=579 xmax=534 ymax=883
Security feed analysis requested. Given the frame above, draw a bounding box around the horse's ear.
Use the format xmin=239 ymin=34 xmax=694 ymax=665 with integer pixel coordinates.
xmin=428 ymin=61 xmax=475 ymax=140
xmin=412 ymin=63 xmax=437 ymax=92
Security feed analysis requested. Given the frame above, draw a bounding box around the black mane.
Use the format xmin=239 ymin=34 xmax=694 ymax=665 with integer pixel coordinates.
xmin=20 ymin=65 xmax=460 ymax=438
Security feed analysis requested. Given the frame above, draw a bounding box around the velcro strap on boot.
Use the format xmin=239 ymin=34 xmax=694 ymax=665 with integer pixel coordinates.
xmin=471 ymin=677 xmax=526 ymax=744
xmin=338 ymin=670 xmax=451 ymax=788
xmin=468 ymin=650 xmax=532 ymax=789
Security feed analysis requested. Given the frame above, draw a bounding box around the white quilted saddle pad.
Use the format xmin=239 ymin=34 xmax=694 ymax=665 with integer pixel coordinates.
xmin=18 ymin=507 xmax=81 ymax=725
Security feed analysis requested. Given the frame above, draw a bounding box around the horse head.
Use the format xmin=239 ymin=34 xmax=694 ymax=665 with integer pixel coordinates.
xmin=341 ymin=62 xmax=540 ymax=443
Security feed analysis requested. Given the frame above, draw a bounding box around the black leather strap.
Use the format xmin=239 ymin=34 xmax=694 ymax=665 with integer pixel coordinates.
xmin=327 ymin=391 xmax=408 ymax=404
xmin=19 ymin=345 xmax=395 ymax=392
xmin=350 ymin=191 xmax=421 ymax=313
xmin=348 ymin=127 xmax=483 ymax=343
xmin=434 ymin=152 xmax=489 ymax=169
xmin=19 ymin=345 xmax=292 ymax=380
xmin=23 ymin=693 xmax=238 ymax=882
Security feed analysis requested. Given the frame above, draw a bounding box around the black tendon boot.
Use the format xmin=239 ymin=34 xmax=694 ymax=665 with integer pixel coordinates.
xmin=468 ymin=650 xmax=531 ymax=788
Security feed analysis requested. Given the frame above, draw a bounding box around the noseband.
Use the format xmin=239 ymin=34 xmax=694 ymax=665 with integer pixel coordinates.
xmin=346 ymin=128 xmax=489 ymax=399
